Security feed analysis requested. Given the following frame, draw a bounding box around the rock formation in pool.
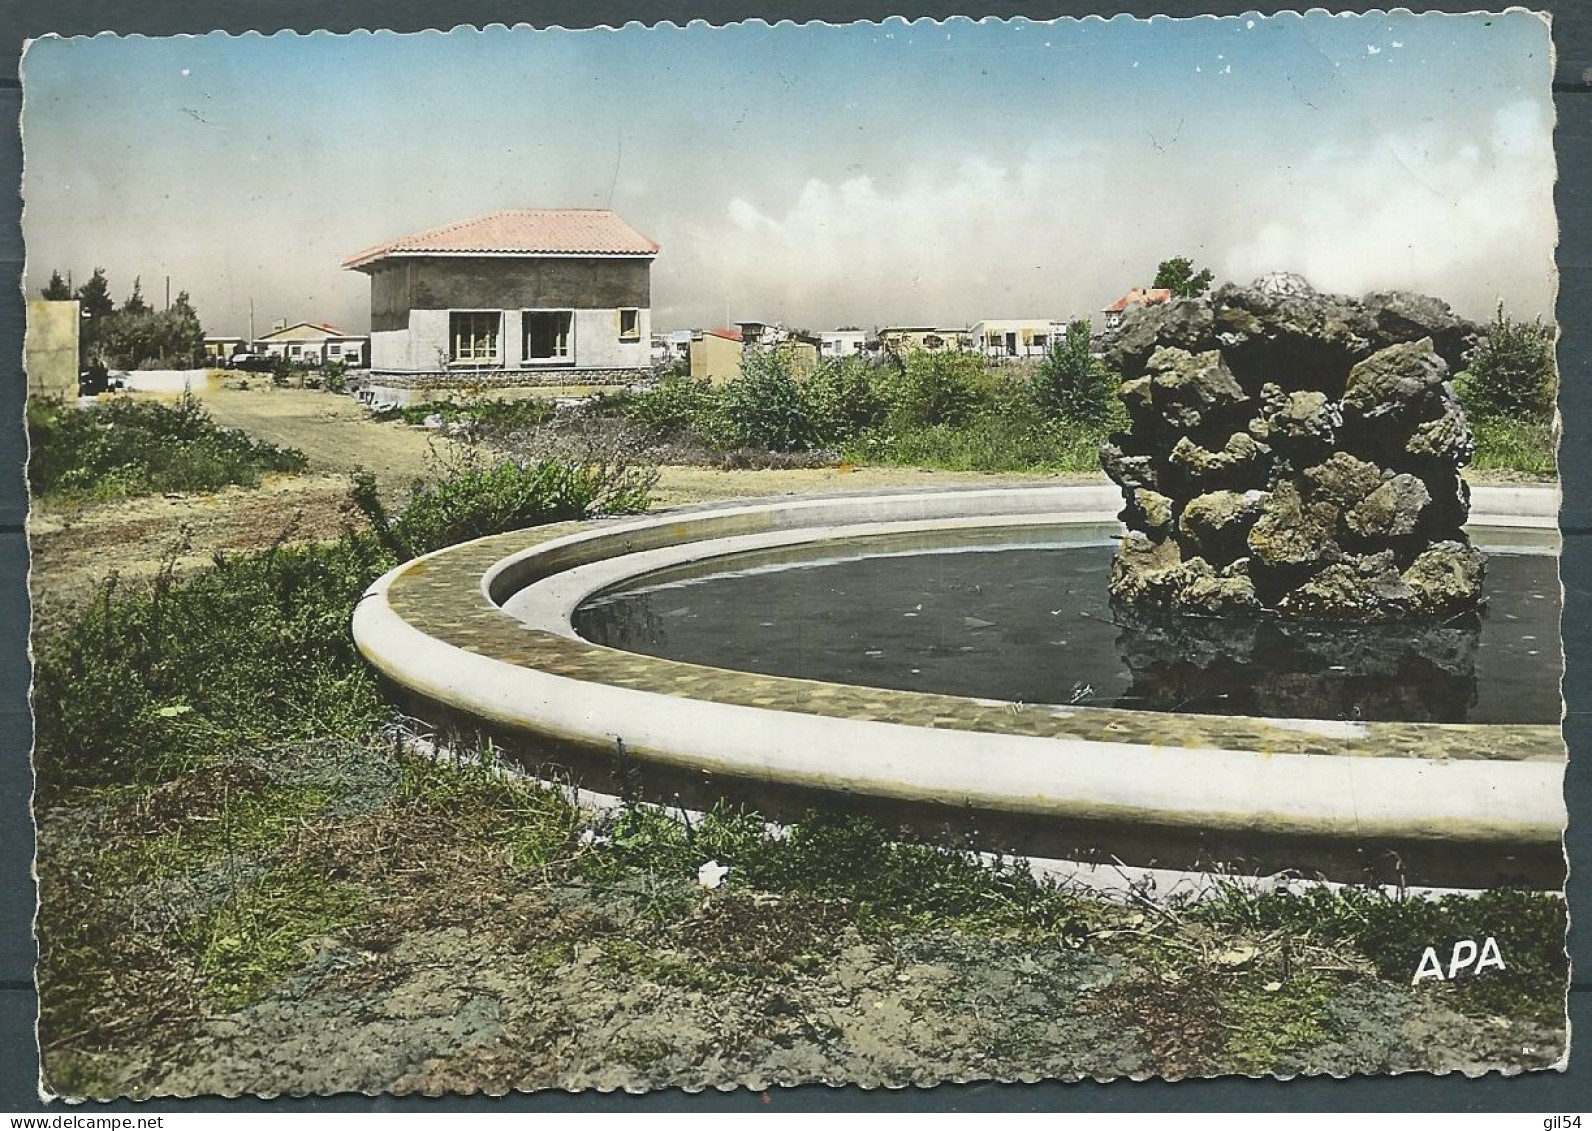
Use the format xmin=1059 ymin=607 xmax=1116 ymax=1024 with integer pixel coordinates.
xmin=1099 ymin=273 xmax=1486 ymax=622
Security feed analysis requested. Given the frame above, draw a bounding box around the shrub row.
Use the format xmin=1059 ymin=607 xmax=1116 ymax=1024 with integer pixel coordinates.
xmin=624 ymin=329 xmax=1122 ymax=469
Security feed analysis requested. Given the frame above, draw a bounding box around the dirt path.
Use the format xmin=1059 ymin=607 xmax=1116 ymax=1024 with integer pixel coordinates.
xmin=195 ymin=384 xmax=469 ymax=489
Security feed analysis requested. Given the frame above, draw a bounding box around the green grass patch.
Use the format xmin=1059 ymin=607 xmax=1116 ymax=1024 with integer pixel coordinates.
xmin=371 ymin=398 xmax=556 ymax=433
xmin=394 ymin=748 xmax=587 ymax=873
xmin=845 ymin=415 xmax=1110 ymax=474
xmin=599 ymin=936 xmax=738 ymax=993
xmin=1218 ymin=973 xmax=1338 ymax=1075
xmin=187 ymin=867 xmax=361 ymax=1009
xmin=32 ymin=536 xmax=395 ymax=793
xmin=28 ymin=393 xmax=307 ymax=502
xmin=33 ymin=457 xmax=655 ymax=798
xmin=1468 ymin=415 xmax=1556 ymax=479
xmin=100 ymin=783 xmax=337 ymax=886
xmin=1189 ymin=883 xmax=1566 ymax=1025
xmin=586 ymin=803 xmax=1087 ymax=940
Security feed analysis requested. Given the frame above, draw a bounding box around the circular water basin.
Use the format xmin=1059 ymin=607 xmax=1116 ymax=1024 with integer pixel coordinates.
xmin=563 ymin=524 xmax=1560 ymax=726
xmin=353 ymin=483 xmax=1567 ymax=887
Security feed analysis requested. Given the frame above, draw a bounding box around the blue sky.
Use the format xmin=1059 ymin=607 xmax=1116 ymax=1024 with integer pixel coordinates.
xmin=21 ymin=11 xmax=1556 ymax=336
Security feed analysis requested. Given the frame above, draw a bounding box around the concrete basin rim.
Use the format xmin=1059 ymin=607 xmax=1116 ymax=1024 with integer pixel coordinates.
xmin=352 ymin=482 xmax=1565 ymax=846
xmin=351 ymin=592 xmax=1566 ymax=844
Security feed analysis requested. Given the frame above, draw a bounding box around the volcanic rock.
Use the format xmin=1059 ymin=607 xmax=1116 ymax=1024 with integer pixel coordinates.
xmin=1402 ymin=542 xmax=1487 ymax=617
xmin=1342 ymin=338 xmax=1448 ymax=420
xmin=1102 ymin=275 xmax=1484 ymax=622
xmin=1179 ymin=490 xmax=1265 ymax=560
xmin=1246 ymin=482 xmax=1340 ymax=568
xmin=1304 ymin=452 xmax=1384 ymax=509
xmin=1144 ymin=346 xmax=1245 ymax=430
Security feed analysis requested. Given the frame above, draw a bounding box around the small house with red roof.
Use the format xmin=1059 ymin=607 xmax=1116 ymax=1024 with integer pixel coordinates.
xmin=1101 ymin=286 xmax=1174 ymax=330
xmin=342 ymin=209 xmax=658 ymax=399
xmin=253 ymin=321 xmax=369 ymax=367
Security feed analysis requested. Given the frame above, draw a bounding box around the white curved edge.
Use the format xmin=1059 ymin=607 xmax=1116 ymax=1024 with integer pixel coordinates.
xmin=479 ymin=483 xmax=1124 ymax=599
xmin=353 ymin=572 xmax=1567 ymax=844
xmin=505 ymin=514 xmax=1117 ymax=639
xmin=478 ymin=481 xmax=1559 ymax=601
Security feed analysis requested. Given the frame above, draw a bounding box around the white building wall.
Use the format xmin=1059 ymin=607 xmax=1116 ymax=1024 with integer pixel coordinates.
xmin=377 ymin=307 xmax=653 ymax=373
xmin=370 ymin=330 xmax=408 ymax=370
xmin=820 ymin=332 xmax=867 ymax=358
xmin=407 ymin=309 xmax=453 ymax=370
xmin=569 ymin=307 xmax=650 ymax=369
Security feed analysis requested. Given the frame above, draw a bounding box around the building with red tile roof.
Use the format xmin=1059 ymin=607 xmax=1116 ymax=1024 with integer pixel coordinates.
xmin=342 ymin=209 xmax=659 ymax=270
xmin=253 ymin=320 xmax=369 ymax=367
xmin=1101 ymin=286 xmax=1174 ymax=329
xmin=343 ymin=209 xmax=659 ymax=402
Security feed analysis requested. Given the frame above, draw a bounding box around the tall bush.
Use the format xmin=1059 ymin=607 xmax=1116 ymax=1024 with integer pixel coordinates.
xmin=1455 ymin=304 xmax=1557 ymax=421
xmin=627 ymin=373 xmax=719 ymax=438
xmin=27 ymin=394 xmax=306 ymax=501
xmin=803 ymin=356 xmax=888 ymax=448
xmin=885 ymin=350 xmax=982 ymax=429
xmin=712 ymin=348 xmax=815 ymax=451
xmin=1030 ymin=320 xmax=1118 ymax=427
xmin=363 ymin=458 xmax=656 ymax=560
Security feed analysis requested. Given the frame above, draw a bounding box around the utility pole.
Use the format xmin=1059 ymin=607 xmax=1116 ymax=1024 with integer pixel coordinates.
xmin=249 ymin=297 xmax=255 ymax=345
xmin=164 ymin=274 xmax=170 ymax=311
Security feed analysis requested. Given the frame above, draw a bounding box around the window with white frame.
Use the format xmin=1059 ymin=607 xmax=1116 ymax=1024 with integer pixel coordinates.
xmin=524 ymin=311 xmax=574 ymax=362
xmin=450 ymin=311 xmax=501 ymax=363
xmin=329 ymin=343 xmax=342 ymax=356
xmin=618 ymin=308 xmax=640 ymax=341
xmin=289 ymin=344 xmax=302 ymax=357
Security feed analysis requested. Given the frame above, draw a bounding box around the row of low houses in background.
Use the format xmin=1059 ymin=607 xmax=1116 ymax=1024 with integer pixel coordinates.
xmin=672 ymin=288 xmax=1175 ymax=385
xmin=201 ymin=321 xmax=371 ymax=368
xmin=28 ymin=207 xmax=1177 ymax=406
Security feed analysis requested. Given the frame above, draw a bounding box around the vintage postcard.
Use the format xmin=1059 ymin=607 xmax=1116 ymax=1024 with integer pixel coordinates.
xmin=23 ymin=11 xmax=1566 ymax=1098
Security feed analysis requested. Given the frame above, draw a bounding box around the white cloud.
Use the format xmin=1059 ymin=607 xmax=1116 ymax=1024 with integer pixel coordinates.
xmin=652 ymin=100 xmax=1554 ymax=331
xmin=1222 ymin=99 xmax=1556 ymax=318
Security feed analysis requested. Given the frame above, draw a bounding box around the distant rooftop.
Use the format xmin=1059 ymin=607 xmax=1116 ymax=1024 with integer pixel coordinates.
xmin=343 ymin=209 xmax=660 ymax=270
xmin=1103 ymin=287 xmax=1174 ymax=313
xmin=256 ymin=321 xmax=354 ymax=341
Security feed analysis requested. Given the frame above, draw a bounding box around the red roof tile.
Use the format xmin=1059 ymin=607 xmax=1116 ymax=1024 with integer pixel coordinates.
xmin=343 ymin=210 xmax=659 ymax=270
xmin=1103 ymin=287 xmax=1174 ymax=313
xmin=702 ymin=328 xmax=744 ymax=343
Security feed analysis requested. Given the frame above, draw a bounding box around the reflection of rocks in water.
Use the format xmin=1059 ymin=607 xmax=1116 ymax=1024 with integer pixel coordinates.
xmin=1112 ymin=605 xmax=1480 ymax=723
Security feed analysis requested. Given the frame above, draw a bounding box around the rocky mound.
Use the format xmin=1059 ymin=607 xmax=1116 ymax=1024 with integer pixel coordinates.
xmin=1100 ymin=275 xmax=1485 ymax=622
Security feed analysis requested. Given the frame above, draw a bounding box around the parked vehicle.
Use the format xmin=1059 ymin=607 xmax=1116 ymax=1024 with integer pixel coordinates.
xmin=227 ymin=353 xmax=274 ymax=372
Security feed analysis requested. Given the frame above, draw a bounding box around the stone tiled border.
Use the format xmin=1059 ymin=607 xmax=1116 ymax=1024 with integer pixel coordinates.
xmin=352 ymin=483 xmax=1566 ymax=851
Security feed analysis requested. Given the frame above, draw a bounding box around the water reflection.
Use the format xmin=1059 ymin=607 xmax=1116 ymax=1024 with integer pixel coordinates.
xmin=561 ymin=535 xmax=1559 ymax=726
xmin=1111 ymin=606 xmax=1481 ymax=723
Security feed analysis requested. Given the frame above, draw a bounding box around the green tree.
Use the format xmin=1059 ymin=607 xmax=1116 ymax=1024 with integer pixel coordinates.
xmin=41 ymin=270 xmax=71 ymax=300
xmin=1030 ymin=320 xmax=1117 ymax=426
xmin=74 ymin=268 xmax=114 ymax=319
xmin=1153 ymin=256 xmax=1215 ymax=299
xmin=122 ymin=276 xmax=149 ymax=316
xmin=74 ymin=268 xmax=115 ymax=367
xmin=1454 ymin=304 xmax=1557 ymax=421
